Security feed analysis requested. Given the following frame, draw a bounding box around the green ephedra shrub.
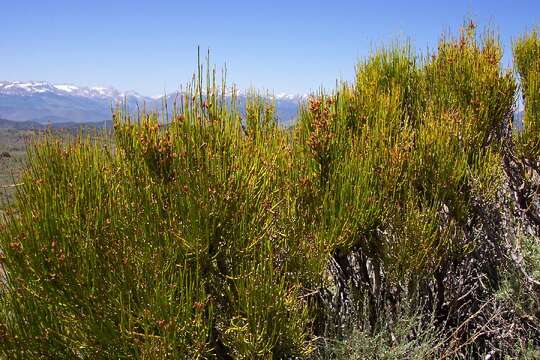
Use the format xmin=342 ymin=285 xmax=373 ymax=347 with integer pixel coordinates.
xmin=1 ymin=25 xmax=536 ymax=359
xmin=514 ymin=30 xmax=540 ymax=160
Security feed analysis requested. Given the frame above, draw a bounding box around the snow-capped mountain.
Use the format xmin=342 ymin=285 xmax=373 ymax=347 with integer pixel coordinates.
xmin=0 ymin=81 xmax=148 ymax=123
xmin=274 ymin=92 xmax=309 ymax=102
xmin=0 ymin=81 xmax=303 ymax=124
xmin=0 ymin=81 xmax=147 ymax=99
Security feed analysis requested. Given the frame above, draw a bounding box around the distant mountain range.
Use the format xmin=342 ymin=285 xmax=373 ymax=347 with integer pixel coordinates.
xmin=0 ymin=81 xmax=526 ymax=130
xmin=0 ymin=117 xmax=112 ymax=130
xmin=0 ymin=81 xmax=305 ymax=126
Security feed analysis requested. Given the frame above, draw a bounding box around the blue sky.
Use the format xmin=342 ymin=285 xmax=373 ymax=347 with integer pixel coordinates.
xmin=1 ymin=0 xmax=539 ymax=96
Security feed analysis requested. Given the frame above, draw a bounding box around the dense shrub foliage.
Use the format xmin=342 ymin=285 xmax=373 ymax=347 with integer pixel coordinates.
xmin=515 ymin=30 xmax=540 ymax=160
xmin=0 ymin=25 xmax=539 ymax=359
